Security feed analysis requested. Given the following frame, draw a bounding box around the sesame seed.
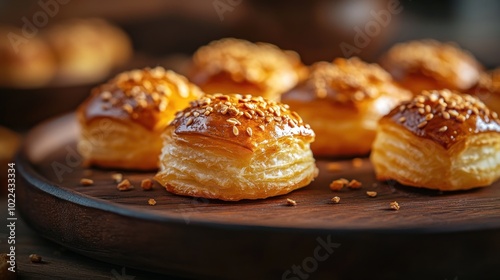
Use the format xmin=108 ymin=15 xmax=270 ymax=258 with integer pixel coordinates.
xmin=442 ymin=111 xmax=451 ymax=119
xmin=184 ymin=112 xmax=191 ymax=117
xmin=256 ymin=109 xmax=265 ymax=117
xmin=232 ymin=126 xmax=239 ymax=136
xmin=418 ymin=108 xmax=425 ymax=115
xmin=193 ymin=112 xmax=200 ymax=117
xmin=265 ymin=117 xmax=273 ymax=123
xmin=398 ymin=117 xmax=406 ymax=123
xmin=439 ymin=126 xmax=448 ymax=132
xmin=101 ymin=91 xmax=112 ymax=101
xmin=186 ymin=117 xmax=194 ymax=126
xmin=449 ymin=110 xmax=459 ymax=117
xmin=80 ymin=178 xmax=94 ymax=186
xmin=425 ymin=105 xmax=432 ymax=113
xmin=425 ymin=113 xmax=434 ymax=121
xmin=417 ymin=121 xmax=428 ymax=128
xmin=204 ymin=110 xmax=211 ymax=116
xmin=226 ymin=118 xmax=241 ymax=125
xmin=457 ymin=115 xmax=466 ymax=123
xmin=331 ymin=196 xmax=341 ymax=204
xmin=399 ymin=105 xmax=406 ymax=112
xmin=258 ymin=125 xmax=265 ymax=130
xmin=244 ymin=112 xmax=253 ymax=119
xmin=366 ymin=191 xmax=377 ymax=197
xmin=123 ymin=104 xmax=133 ymax=114
xmin=286 ymin=198 xmax=297 ymax=206
xmin=112 ymin=173 xmax=123 ymax=183
xmin=246 ymin=127 xmax=253 ymax=137
xmin=221 ymin=106 xmax=229 ymax=115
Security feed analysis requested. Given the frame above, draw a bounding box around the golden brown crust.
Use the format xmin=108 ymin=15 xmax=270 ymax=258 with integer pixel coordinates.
xmin=171 ymin=93 xmax=314 ymax=151
xmin=468 ymin=68 xmax=500 ymax=113
xmin=380 ymin=40 xmax=482 ymax=92
xmin=189 ymin=38 xmax=306 ymax=100
xmin=78 ymin=67 xmax=203 ymax=131
xmin=0 ymin=26 xmax=57 ymax=88
xmin=282 ymin=57 xmax=411 ymax=156
xmin=43 ymin=18 xmax=132 ymax=84
xmin=383 ymin=89 xmax=500 ymax=149
xmin=284 ymin=57 xmax=409 ymax=107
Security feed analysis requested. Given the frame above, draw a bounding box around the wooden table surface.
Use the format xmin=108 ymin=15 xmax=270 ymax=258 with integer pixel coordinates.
xmin=0 ymin=198 xmax=181 ymax=280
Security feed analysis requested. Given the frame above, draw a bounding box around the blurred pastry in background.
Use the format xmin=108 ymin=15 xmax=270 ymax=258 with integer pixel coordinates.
xmin=0 ymin=26 xmax=57 ymax=88
xmin=189 ymin=38 xmax=306 ymax=101
xmin=468 ymin=68 xmax=500 ymax=114
xmin=379 ymin=40 xmax=483 ymax=94
xmin=77 ymin=66 xmax=203 ymax=170
xmin=282 ymin=57 xmax=411 ymax=156
xmin=0 ymin=126 xmax=20 ymax=195
xmin=43 ymin=18 xmax=133 ymax=85
xmin=155 ymin=93 xmax=317 ymax=201
xmin=371 ymin=89 xmax=500 ymax=191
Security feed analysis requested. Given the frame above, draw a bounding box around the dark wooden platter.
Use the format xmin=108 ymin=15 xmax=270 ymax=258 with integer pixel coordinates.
xmin=17 ymin=114 xmax=500 ymax=280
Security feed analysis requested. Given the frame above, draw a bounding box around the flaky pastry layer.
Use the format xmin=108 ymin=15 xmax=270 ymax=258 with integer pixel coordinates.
xmin=155 ymin=128 xmax=318 ymax=201
xmin=371 ymin=121 xmax=500 ymax=190
xmin=78 ymin=119 xmax=162 ymax=170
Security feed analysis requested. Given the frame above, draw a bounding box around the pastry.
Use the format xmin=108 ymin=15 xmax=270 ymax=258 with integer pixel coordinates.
xmin=43 ymin=18 xmax=132 ymax=84
xmin=468 ymin=68 xmax=500 ymax=114
xmin=189 ymin=38 xmax=306 ymax=101
xmin=77 ymin=67 xmax=203 ymax=170
xmin=155 ymin=93 xmax=317 ymax=201
xmin=282 ymin=57 xmax=412 ymax=156
xmin=380 ymin=40 xmax=482 ymax=94
xmin=371 ymin=89 xmax=500 ymax=191
xmin=0 ymin=26 xmax=56 ymax=88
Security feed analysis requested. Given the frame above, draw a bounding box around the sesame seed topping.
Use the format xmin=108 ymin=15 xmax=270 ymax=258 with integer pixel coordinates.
xmin=186 ymin=117 xmax=194 ymax=126
xmin=439 ymin=126 xmax=448 ymax=132
xmin=246 ymin=127 xmax=253 ymax=137
xmin=101 ymin=91 xmax=112 ymax=101
xmin=417 ymin=121 xmax=428 ymax=128
xmin=226 ymin=118 xmax=241 ymax=125
xmin=425 ymin=113 xmax=434 ymax=121
xmin=258 ymin=125 xmax=265 ymax=130
xmin=232 ymin=126 xmax=239 ymax=136
xmin=244 ymin=112 xmax=253 ymax=119
xmin=193 ymin=112 xmax=200 ymax=117
xmin=398 ymin=117 xmax=406 ymax=123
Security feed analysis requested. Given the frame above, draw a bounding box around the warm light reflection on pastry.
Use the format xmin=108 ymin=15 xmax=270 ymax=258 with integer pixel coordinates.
xmin=468 ymin=68 xmax=500 ymax=114
xmin=380 ymin=40 xmax=482 ymax=94
xmin=77 ymin=67 xmax=203 ymax=170
xmin=189 ymin=38 xmax=306 ymax=101
xmin=282 ymin=57 xmax=411 ymax=156
xmin=155 ymin=94 xmax=318 ymax=201
xmin=371 ymin=89 xmax=500 ymax=191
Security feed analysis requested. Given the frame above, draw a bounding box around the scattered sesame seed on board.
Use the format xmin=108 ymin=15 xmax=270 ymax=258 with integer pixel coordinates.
xmin=286 ymin=198 xmax=297 ymax=206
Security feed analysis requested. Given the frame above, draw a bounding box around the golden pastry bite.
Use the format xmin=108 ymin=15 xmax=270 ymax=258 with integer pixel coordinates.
xmin=379 ymin=40 xmax=483 ymax=94
xmin=189 ymin=38 xmax=306 ymax=101
xmin=468 ymin=69 xmax=500 ymax=114
xmin=0 ymin=26 xmax=56 ymax=88
xmin=371 ymin=89 xmax=500 ymax=191
xmin=43 ymin=18 xmax=132 ymax=84
xmin=282 ymin=57 xmax=412 ymax=157
xmin=77 ymin=67 xmax=203 ymax=170
xmin=155 ymin=93 xmax=317 ymax=201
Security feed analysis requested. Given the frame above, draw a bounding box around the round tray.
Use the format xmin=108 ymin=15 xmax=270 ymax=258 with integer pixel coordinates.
xmin=17 ymin=114 xmax=500 ymax=279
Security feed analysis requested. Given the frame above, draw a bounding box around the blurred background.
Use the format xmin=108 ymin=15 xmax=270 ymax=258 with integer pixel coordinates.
xmin=1 ymin=0 xmax=500 ymax=184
